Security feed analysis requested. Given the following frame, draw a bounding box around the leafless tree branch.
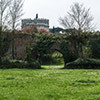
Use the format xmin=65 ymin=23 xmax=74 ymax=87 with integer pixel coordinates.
xmin=9 ymin=0 xmax=24 ymax=30
xmin=0 ymin=0 xmax=11 ymax=26
xmin=59 ymin=2 xmax=94 ymax=33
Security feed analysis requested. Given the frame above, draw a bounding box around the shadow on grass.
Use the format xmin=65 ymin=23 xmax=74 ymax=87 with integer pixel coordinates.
xmin=77 ymin=79 xmax=97 ymax=83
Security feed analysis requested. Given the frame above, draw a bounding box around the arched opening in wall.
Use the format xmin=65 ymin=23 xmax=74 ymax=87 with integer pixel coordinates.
xmin=52 ymin=51 xmax=64 ymax=65
xmin=42 ymin=50 xmax=64 ymax=69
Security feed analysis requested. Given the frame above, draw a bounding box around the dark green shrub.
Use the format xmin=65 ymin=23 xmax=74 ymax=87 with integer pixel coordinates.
xmin=0 ymin=31 xmax=11 ymax=62
xmin=66 ymin=58 xmax=100 ymax=69
xmin=25 ymin=61 xmax=41 ymax=69
xmin=0 ymin=60 xmax=41 ymax=69
xmin=87 ymin=39 xmax=100 ymax=59
xmin=31 ymin=34 xmax=55 ymax=64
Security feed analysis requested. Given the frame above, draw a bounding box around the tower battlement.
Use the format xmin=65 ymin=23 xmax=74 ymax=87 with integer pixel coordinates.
xmin=21 ymin=14 xmax=49 ymax=31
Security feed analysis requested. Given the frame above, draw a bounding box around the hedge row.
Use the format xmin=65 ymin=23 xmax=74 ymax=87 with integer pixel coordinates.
xmin=0 ymin=60 xmax=41 ymax=69
xmin=66 ymin=58 xmax=100 ymax=69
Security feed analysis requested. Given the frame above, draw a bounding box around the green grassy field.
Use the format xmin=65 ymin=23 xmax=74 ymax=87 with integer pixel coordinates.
xmin=0 ymin=66 xmax=100 ymax=100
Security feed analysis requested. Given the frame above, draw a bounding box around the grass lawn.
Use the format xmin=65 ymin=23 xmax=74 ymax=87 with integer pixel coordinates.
xmin=0 ymin=65 xmax=100 ymax=100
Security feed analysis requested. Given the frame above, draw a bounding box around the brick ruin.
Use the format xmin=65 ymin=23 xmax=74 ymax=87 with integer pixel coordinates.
xmin=6 ymin=33 xmax=33 ymax=60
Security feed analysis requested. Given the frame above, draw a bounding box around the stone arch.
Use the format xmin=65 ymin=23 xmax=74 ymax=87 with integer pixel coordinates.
xmin=50 ymin=40 xmax=77 ymax=67
xmin=50 ymin=42 xmax=66 ymax=66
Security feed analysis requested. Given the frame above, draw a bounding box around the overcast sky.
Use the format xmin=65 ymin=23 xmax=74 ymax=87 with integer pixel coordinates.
xmin=23 ymin=0 xmax=100 ymax=30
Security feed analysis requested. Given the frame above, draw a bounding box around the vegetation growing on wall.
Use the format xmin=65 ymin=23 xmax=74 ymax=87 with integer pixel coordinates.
xmin=0 ymin=31 xmax=11 ymax=62
xmin=25 ymin=33 xmax=100 ymax=68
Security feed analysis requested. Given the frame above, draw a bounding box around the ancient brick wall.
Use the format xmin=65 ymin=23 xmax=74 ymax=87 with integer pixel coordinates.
xmin=6 ymin=33 xmax=33 ymax=60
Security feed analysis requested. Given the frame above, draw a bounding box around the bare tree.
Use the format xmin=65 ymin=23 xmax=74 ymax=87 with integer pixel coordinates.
xmin=9 ymin=0 xmax=24 ymax=30
xmin=0 ymin=0 xmax=11 ymax=27
xmin=0 ymin=0 xmax=11 ymax=61
xmin=59 ymin=2 xmax=94 ymax=33
xmin=9 ymin=0 xmax=24 ymax=59
xmin=59 ymin=3 xmax=94 ymax=58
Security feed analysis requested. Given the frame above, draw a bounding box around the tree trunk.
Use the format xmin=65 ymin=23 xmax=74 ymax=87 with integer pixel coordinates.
xmin=12 ymin=30 xmax=15 ymax=59
xmin=0 ymin=26 xmax=2 ymax=62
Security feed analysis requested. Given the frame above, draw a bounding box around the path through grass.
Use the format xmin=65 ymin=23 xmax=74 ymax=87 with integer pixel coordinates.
xmin=42 ymin=63 xmax=64 ymax=69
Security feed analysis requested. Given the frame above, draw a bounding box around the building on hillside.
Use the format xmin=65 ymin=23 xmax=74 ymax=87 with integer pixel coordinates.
xmin=21 ymin=14 xmax=49 ymax=31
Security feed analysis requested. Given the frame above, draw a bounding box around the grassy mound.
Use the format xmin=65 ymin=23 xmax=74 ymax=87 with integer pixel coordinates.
xmin=66 ymin=58 xmax=100 ymax=69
